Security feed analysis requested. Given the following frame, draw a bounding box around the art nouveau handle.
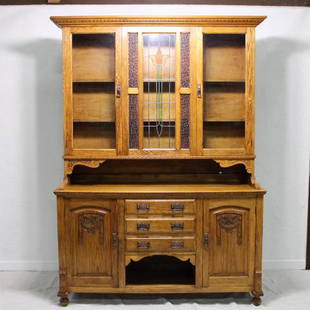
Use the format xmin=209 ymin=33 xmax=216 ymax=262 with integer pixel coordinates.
xmin=116 ymin=84 xmax=121 ymax=98
xmin=197 ymin=84 xmax=202 ymax=98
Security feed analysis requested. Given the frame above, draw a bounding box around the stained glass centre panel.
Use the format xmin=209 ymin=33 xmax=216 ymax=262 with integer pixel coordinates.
xmin=143 ymin=33 xmax=176 ymax=149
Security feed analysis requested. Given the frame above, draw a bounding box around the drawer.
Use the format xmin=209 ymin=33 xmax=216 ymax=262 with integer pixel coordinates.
xmin=126 ymin=237 xmax=195 ymax=252
xmin=125 ymin=199 xmax=195 ymax=215
xmin=126 ymin=217 xmax=195 ymax=234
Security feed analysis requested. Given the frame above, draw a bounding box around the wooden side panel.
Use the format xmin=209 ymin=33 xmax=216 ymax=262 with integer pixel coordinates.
xmin=65 ymin=199 xmax=118 ymax=287
xmin=203 ymin=197 xmax=256 ymax=288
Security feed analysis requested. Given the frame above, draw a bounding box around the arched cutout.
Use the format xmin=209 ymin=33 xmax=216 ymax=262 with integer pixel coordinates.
xmin=126 ymin=255 xmax=195 ymax=285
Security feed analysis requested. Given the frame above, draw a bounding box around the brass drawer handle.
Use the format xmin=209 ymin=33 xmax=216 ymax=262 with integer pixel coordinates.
xmin=171 ymin=204 xmax=184 ymax=212
xmin=137 ymin=223 xmax=150 ymax=231
xmin=137 ymin=203 xmax=149 ymax=212
xmin=137 ymin=241 xmax=151 ymax=249
xmin=171 ymin=241 xmax=184 ymax=249
xmin=171 ymin=223 xmax=184 ymax=231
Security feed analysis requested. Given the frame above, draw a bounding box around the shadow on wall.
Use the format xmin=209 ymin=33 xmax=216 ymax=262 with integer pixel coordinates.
xmin=256 ymin=37 xmax=310 ymax=263
xmin=11 ymin=39 xmax=63 ymax=268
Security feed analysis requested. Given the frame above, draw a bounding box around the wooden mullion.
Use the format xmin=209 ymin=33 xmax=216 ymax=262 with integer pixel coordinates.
xmin=189 ymin=28 xmax=197 ymax=155
xmin=120 ymin=27 xmax=129 ymax=155
xmin=115 ymin=28 xmax=124 ymax=155
xmin=195 ymin=27 xmax=204 ymax=155
xmin=63 ymin=28 xmax=73 ymax=156
xmin=245 ymin=27 xmax=255 ymax=156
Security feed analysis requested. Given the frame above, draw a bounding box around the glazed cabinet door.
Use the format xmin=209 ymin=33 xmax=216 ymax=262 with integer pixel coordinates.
xmin=65 ymin=199 xmax=118 ymax=287
xmin=63 ymin=28 xmax=123 ymax=157
xmin=195 ymin=27 xmax=255 ymax=157
xmin=123 ymin=27 xmax=197 ymax=155
xmin=202 ymin=198 xmax=256 ymax=289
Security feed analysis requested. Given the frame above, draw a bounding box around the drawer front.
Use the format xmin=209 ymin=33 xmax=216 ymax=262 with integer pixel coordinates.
xmin=126 ymin=217 xmax=195 ymax=234
xmin=125 ymin=200 xmax=195 ymax=215
xmin=126 ymin=237 xmax=195 ymax=252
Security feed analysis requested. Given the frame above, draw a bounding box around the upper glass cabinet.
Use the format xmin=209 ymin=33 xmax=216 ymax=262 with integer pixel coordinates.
xmin=61 ymin=25 xmax=255 ymax=158
xmin=69 ymin=30 xmax=121 ymax=155
xmin=202 ymin=33 xmax=246 ymax=151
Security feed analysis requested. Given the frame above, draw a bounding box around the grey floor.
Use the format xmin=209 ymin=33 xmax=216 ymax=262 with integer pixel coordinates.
xmin=0 ymin=270 xmax=309 ymax=309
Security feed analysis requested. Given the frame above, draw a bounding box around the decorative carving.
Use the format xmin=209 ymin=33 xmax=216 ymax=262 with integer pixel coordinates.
xmin=78 ymin=213 xmax=104 ymax=245
xmin=64 ymin=160 xmax=106 ymax=176
xmin=51 ymin=16 xmax=266 ymax=28
xmin=125 ymin=254 xmax=196 ymax=266
xmin=216 ymin=213 xmax=242 ymax=245
xmin=214 ymin=159 xmax=255 ymax=184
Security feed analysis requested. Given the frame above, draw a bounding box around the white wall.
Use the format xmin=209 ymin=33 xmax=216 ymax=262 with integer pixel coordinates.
xmin=0 ymin=5 xmax=309 ymax=271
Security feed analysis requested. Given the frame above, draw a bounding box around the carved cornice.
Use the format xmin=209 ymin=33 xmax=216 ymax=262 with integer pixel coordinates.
xmin=64 ymin=159 xmax=106 ymax=176
xmin=51 ymin=15 xmax=266 ymax=28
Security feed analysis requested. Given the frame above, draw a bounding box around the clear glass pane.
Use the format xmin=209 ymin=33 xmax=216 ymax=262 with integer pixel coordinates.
xmin=72 ymin=33 xmax=116 ymax=149
xmin=143 ymin=34 xmax=176 ymax=149
xmin=203 ymin=34 xmax=245 ymax=149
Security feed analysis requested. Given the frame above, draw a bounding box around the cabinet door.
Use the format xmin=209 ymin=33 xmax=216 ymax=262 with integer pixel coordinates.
xmin=65 ymin=199 xmax=118 ymax=287
xmin=124 ymin=27 xmax=197 ymax=155
xmin=203 ymin=198 xmax=256 ymax=288
xmin=63 ymin=28 xmax=123 ymax=157
xmin=195 ymin=27 xmax=255 ymax=157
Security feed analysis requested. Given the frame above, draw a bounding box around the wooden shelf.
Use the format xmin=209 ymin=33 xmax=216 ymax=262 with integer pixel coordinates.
xmin=73 ymin=80 xmax=115 ymax=83
xmin=204 ymin=80 xmax=245 ymax=84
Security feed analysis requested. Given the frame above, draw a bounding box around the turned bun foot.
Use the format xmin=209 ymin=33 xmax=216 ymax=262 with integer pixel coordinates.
xmin=59 ymin=296 xmax=69 ymax=307
xmin=252 ymin=296 xmax=262 ymax=306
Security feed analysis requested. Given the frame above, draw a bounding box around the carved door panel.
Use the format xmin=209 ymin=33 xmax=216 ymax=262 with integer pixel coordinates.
xmin=65 ymin=199 xmax=118 ymax=287
xmin=203 ymin=198 xmax=256 ymax=288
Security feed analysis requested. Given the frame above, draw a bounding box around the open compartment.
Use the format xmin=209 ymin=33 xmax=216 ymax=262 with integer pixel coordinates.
xmin=69 ymin=159 xmax=250 ymax=184
xmin=72 ymin=33 xmax=115 ymax=82
xmin=204 ymin=82 xmax=245 ymax=122
xmin=203 ymin=34 xmax=245 ymax=82
xmin=73 ymin=122 xmax=115 ymax=149
xmin=126 ymin=255 xmax=195 ymax=285
xmin=73 ymin=82 xmax=115 ymax=122
xmin=203 ymin=121 xmax=245 ymax=149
